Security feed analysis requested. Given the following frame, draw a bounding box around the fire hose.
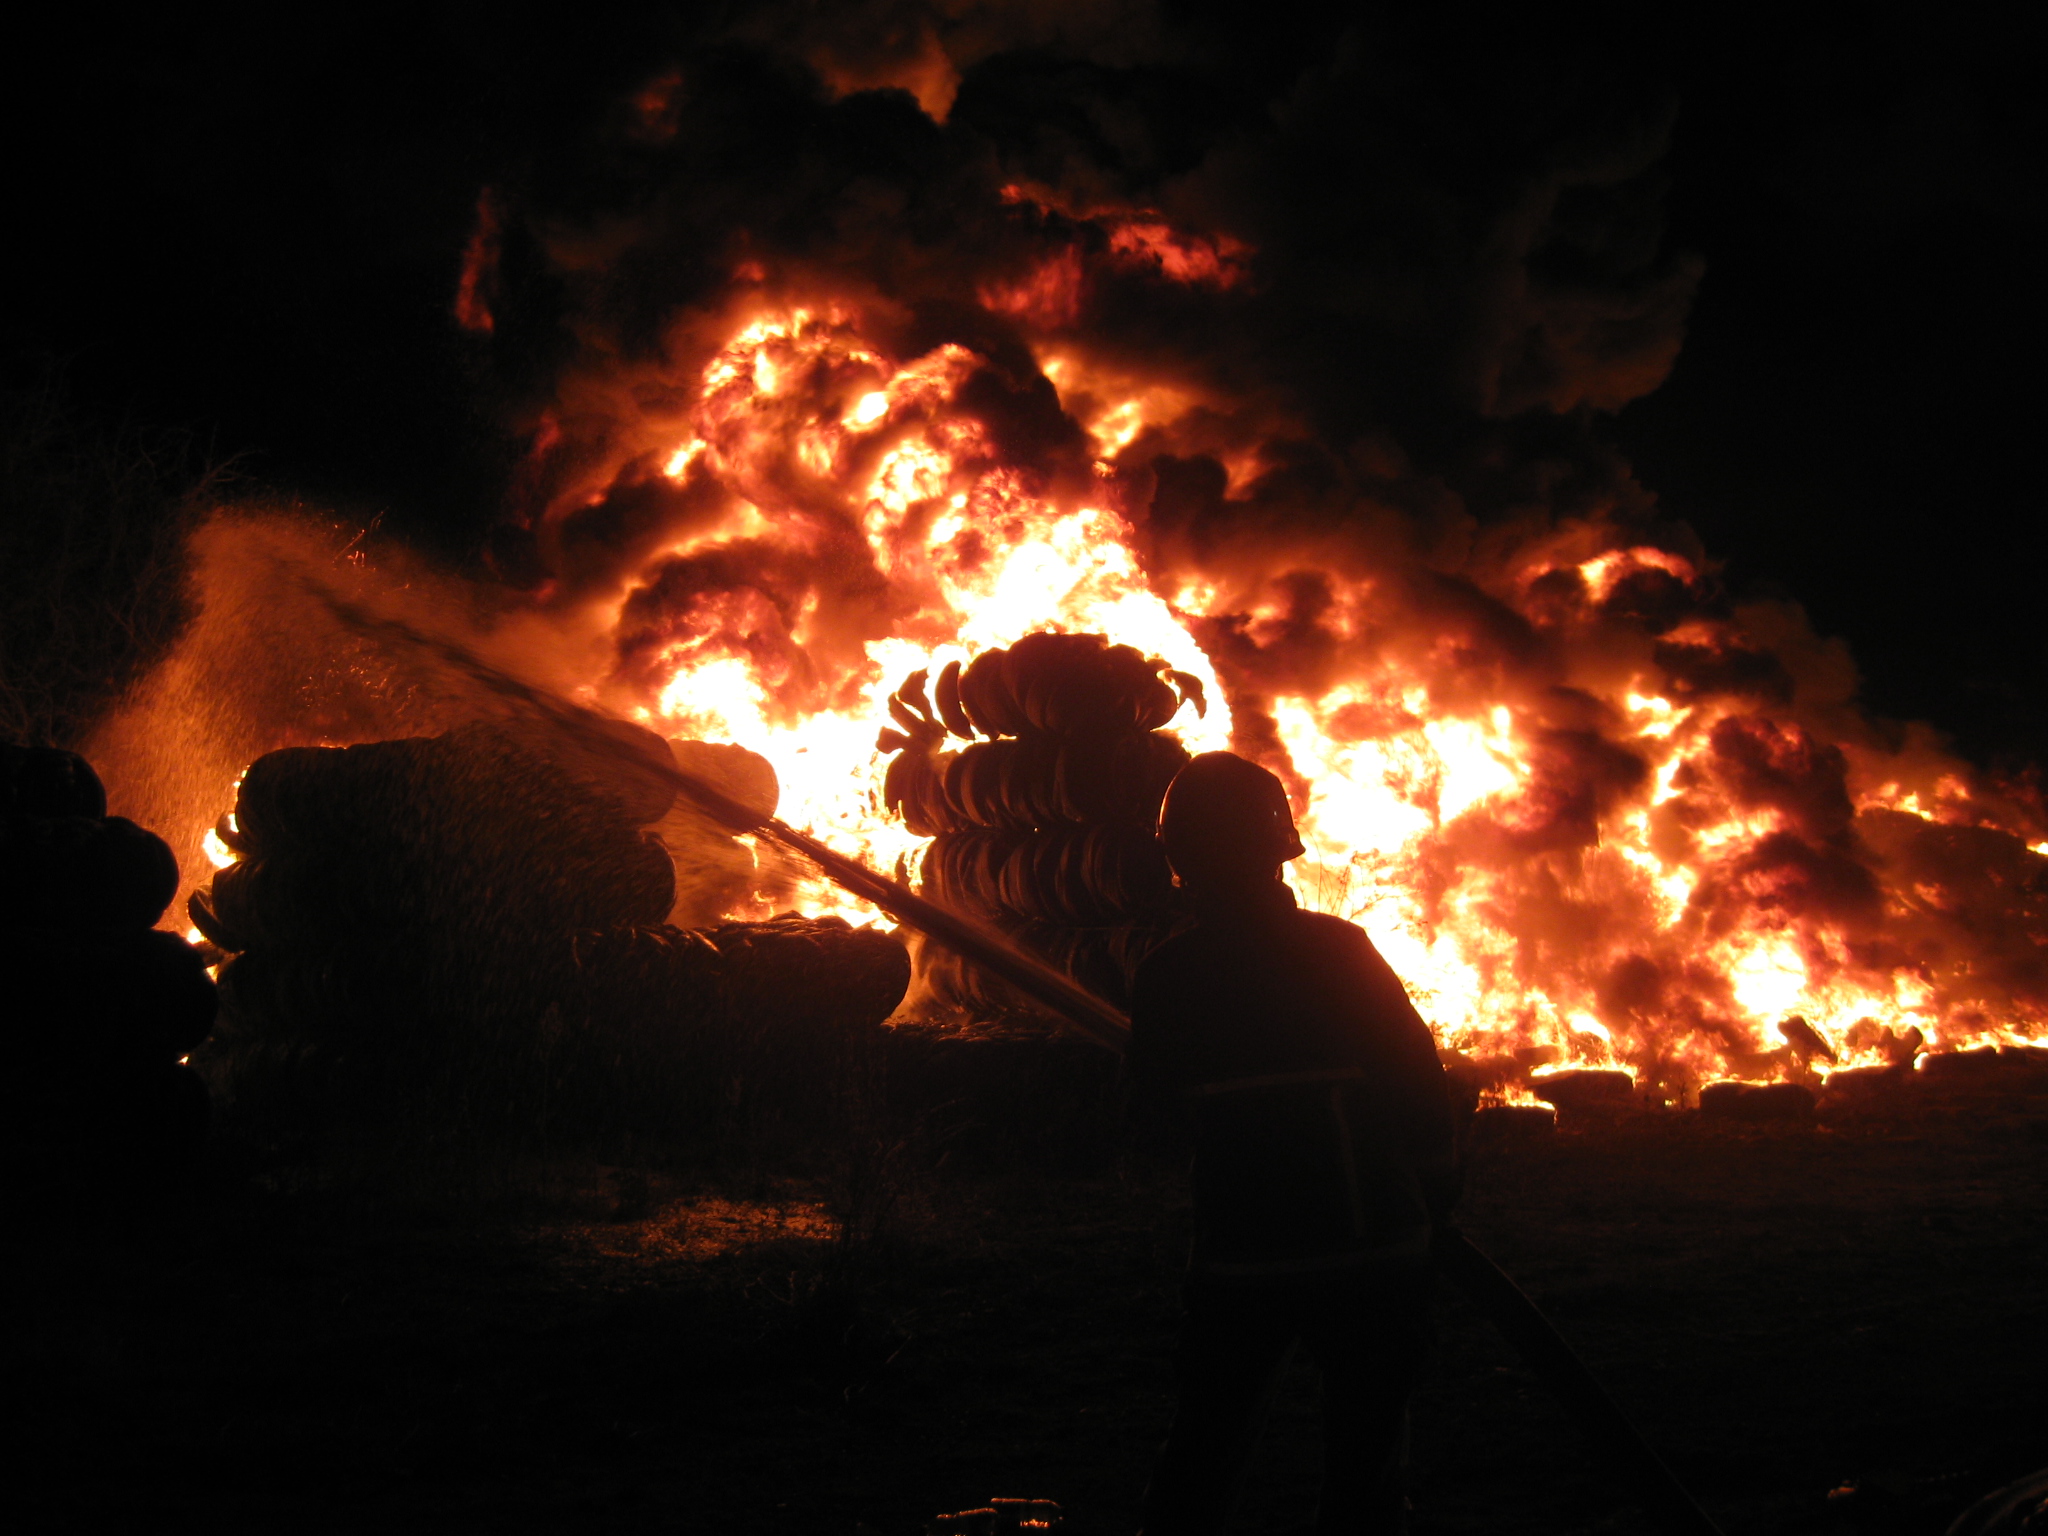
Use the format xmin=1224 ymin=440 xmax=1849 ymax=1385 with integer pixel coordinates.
xmin=315 ymin=584 xmax=1726 ymax=1536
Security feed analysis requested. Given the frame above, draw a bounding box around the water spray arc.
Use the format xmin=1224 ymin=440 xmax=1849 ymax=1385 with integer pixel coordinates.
xmin=310 ymin=577 xmax=1726 ymax=1536
xmin=308 ymin=581 xmax=1131 ymax=1049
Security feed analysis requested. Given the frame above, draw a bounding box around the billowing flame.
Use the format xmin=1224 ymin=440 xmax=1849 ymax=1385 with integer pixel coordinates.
xmin=137 ymin=33 xmax=2044 ymax=1115
xmin=606 ymin=308 xmax=1229 ymax=920
xmin=519 ymin=298 xmax=2048 ymax=1093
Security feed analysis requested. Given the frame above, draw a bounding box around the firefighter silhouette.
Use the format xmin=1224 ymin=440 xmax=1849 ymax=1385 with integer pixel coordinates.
xmin=1129 ymin=752 xmax=1458 ymax=1536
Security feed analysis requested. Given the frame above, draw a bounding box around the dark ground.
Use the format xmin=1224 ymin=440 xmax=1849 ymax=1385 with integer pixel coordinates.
xmin=13 ymin=1083 xmax=2046 ymax=1536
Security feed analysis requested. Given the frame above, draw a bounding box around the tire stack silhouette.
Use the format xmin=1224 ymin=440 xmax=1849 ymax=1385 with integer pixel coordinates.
xmin=879 ymin=633 xmax=1203 ymax=1015
xmin=0 ymin=744 xmax=216 ymax=1221
xmin=193 ymin=721 xmax=908 ymax=1151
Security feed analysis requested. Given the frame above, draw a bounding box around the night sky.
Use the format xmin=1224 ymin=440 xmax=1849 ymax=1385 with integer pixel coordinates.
xmin=9 ymin=4 xmax=2041 ymax=764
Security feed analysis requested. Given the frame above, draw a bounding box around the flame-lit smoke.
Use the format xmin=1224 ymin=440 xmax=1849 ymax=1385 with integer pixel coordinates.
xmin=455 ymin=14 xmax=2046 ymax=1096
xmin=99 ymin=7 xmax=2048 ymax=1100
xmin=487 ymin=286 xmax=2043 ymax=1097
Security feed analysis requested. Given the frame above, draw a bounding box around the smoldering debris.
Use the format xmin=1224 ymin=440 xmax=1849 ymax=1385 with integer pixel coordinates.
xmin=1698 ymin=1081 xmax=1815 ymax=1123
xmin=1528 ymin=1068 xmax=1636 ymax=1124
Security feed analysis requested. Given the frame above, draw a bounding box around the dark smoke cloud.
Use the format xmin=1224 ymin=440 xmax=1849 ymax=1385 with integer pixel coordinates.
xmin=457 ymin=4 xmax=1713 ymax=774
xmin=451 ymin=2 xmax=1738 ymax=885
xmin=476 ymin=2 xmax=1696 ymax=541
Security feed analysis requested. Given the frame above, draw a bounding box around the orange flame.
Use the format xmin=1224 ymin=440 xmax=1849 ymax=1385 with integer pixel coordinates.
xmin=520 ymin=299 xmax=2048 ymax=1089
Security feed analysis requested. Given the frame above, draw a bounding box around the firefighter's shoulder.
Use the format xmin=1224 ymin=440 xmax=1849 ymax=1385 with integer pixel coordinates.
xmin=1288 ymin=906 xmax=1377 ymax=953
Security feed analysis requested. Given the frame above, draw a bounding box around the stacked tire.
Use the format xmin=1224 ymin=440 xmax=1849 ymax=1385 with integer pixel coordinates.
xmin=0 ymin=744 xmax=216 ymax=1223
xmin=192 ymin=722 xmax=909 ymax=1151
xmin=192 ymin=722 xmax=682 ymax=1041
xmin=571 ymin=915 xmax=911 ymax=1149
xmin=879 ymin=633 xmax=1203 ymax=1013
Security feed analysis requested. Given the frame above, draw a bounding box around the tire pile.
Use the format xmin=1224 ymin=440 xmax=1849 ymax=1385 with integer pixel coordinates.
xmin=0 ymin=744 xmax=216 ymax=1222
xmin=878 ymin=633 xmax=1202 ymax=1013
xmin=194 ymin=722 xmax=908 ymax=1153
xmin=572 ymin=915 xmax=910 ymax=1148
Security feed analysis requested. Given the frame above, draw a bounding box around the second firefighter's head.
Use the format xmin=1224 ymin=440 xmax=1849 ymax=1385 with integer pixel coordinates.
xmin=1157 ymin=752 xmax=1306 ymax=893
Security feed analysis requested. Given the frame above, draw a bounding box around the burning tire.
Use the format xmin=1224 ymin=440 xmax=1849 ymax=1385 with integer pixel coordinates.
xmin=879 ymin=634 xmax=1198 ymax=1016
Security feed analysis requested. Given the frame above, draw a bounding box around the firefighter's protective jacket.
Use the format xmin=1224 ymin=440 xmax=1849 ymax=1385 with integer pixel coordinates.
xmin=1128 ymin=880 xmax=1456 ymax=1281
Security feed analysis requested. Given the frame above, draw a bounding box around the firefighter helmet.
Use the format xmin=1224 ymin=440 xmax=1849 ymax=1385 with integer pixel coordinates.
xmin=1156 ymin=752 xmax=1306 ymax=885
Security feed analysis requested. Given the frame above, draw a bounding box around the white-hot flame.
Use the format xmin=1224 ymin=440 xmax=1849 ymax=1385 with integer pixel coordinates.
xmin=548 ymin=303 xmax=2048 ymax=1082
